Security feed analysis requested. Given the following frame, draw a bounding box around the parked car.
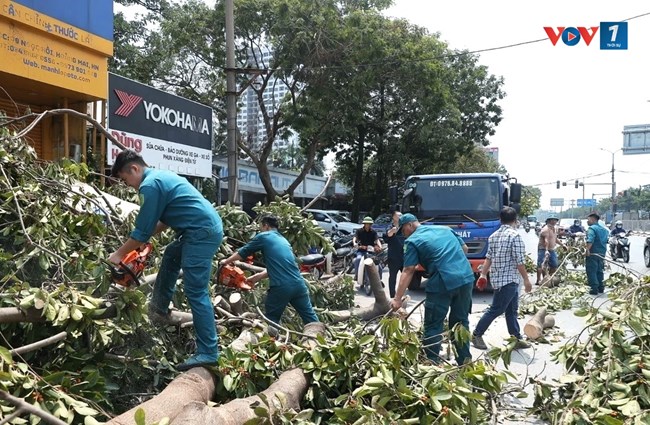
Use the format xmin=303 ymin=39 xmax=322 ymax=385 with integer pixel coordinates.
xmin=303 ymin=209 xmax=362 ymax=235
xmin=557 ymin=218 xmax=575 ymax=238
xmin=372 ymin=213 xmax=393 ymax=238
xmin=325 ymin=210 xmax=352 ymax=221
xmin=644 ymin=237 xmax=650 ymax=267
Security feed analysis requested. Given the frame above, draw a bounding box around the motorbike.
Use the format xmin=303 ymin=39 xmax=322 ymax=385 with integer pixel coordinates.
xmin=298 ymin=252 xmax=327 ymax=279
xmin=356 ymin=246 xmax=387 ymax=296
xmin=330 ymin=230 xmax=356 ymax=274
xmin=524 ymin=222 xmax=531 ymax=233
xmin=609 ymin=232 xmax=631 ymax=263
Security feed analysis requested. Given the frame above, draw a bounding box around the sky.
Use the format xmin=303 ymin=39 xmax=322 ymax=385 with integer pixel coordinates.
xmin=385 ymin=0 xmax=650 ymax=212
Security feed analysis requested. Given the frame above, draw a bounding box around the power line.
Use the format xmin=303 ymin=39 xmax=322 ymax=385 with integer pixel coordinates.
xmin=526 ymin=171 xmax=612 ymax=188
xmin=224 ymin=11 xmax=650 ymax=72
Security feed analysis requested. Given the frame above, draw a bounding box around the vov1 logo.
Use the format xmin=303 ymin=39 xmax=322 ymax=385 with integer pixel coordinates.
xmin=543 ymin=22 xmax=628 ymax=50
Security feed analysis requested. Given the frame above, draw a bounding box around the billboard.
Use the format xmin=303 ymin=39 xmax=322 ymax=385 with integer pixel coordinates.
xmin=484 ymin=146 xmax=499 ymax=162
xmin=107 ymin=73 xmax=213 ymax=178
xmin=0 ymin=0 xmax=112 ymax=99
xmin=622 ymin=124 xmax=650 ymax=155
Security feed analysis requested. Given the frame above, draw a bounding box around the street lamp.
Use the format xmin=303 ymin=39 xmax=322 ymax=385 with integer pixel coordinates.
xmin=599 ymin=147 xmax=622 ymax=220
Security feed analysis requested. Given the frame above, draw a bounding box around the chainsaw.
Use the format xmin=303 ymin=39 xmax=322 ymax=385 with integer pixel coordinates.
xmin=217 ymin=264 xmax=253 ymax=291
xmin=104 ymin=243 xmax=153 ymax=288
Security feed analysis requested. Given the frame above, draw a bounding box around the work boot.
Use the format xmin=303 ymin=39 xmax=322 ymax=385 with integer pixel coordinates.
xmin=147 ymin=304 xmax=182 ymax=326
xmin=514 ymin=338 xmax=531 ymax=349
xmin=176 ymin=353 xmax=219 ymax=371
xmin=598 ymin=286 xmax=605 ymax=294
xmin=472 ymin=334 xmax=487 ymax=350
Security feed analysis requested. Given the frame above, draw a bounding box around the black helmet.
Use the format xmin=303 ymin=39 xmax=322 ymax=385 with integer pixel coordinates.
xmin=574 ymin=219 xmax=581 ymax=225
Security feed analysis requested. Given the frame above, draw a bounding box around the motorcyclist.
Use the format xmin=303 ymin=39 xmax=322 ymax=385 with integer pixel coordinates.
xmin=568 ymin=219 xmax=585 ymax=235
xmin=610 ymin=220 xmax=627 ymax=237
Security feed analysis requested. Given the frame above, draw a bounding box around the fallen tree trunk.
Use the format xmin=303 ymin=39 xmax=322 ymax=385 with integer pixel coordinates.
xmin=327 ymin=260 xmax=390 ymax=323
xmin=172 ymin=368 xmax=306 ymax=425
xmin=171 ymin=322 xmax=326 ymax=425
xmin=106 ymin=322 xmax=325 ymax=425
xmin=105 ymin=367 xmax=217 ymax=425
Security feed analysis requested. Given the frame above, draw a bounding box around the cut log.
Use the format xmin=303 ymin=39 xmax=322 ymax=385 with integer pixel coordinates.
xmin=229 ymin=293 xmax=243 ymax=316
xmin=212 ymin=295 xmax=231 ymax=313
xmin=328 ymin=261 xmax=390 ymax=323
xmin=544 ymin=315 xmax=555 ymax=329
xmin=524 ymin=307 xmax=548 ymax=340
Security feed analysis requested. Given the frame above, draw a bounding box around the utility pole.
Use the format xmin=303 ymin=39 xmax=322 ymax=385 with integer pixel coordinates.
xmin=600 ymin=148 xmax=621 ymax=221
xmin=225 ymin=0 xmax=239 ymax=204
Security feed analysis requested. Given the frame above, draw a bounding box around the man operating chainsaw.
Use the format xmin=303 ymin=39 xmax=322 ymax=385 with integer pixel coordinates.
xmin=221 ymin=214 xmax=319 ymax=326
xmin=108 ymin=149 xmax=223 ymax=371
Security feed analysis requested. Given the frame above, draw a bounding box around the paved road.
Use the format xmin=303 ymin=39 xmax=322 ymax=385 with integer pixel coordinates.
xmin=351 ymin=229 xmax=650 ymax=423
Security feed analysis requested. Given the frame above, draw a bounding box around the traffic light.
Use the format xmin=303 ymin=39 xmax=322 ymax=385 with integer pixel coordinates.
xmin=556 ymin=181 xmax=560 ymax=189
xmin=575 ymin=180 xmax=579 ymax=188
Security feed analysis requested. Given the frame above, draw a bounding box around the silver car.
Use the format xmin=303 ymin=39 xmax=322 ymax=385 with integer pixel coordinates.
xmin=304 ymin=209 xmax=362 ymax=235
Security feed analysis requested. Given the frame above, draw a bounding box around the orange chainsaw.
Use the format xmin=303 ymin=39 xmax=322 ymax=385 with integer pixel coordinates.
xmin=217 ymin=264 xmax=253 ymax=291
xmin=105 ymin=243 xmax=153 ymax=288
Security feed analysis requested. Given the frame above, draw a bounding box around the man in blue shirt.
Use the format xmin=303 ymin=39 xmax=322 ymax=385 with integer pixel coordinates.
xmin=390 ymin=214 xmax=474 ymax=365
xmin=585 ymin=212 xmax=609 ymax=295
xmin=471 ymin=207 xmax=532 ymax=351
xmin=109 ymin=150 xmax=223 ymax=371
xmin=221 ymin=215 xmax=318 ymax=325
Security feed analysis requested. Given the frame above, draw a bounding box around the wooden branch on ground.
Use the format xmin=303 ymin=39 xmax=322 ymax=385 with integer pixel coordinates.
xmin=10 ymin=331 xmax=67 ymax=356
xmin=327 ymin=260 xmax=391 ymax=323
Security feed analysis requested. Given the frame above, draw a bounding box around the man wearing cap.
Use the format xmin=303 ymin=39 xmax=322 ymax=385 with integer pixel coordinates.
xmin=352 ymin=217 xmax=382 ymax=280
xmin=221 ymin=214 xmax=319 ymax=325
xmin=536 ymin=216 xmax=562 ymax=285
xmin=585 ymin=212 xmax=609 ymax=295
xmin=391 ymin=213 xmax=474 ymax=365
xmin=108 ymin=149 xmax=223 ymax=371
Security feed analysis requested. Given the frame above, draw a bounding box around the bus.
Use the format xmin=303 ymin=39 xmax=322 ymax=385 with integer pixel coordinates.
xmin=391 ymin=172 xmax=522 ymax=277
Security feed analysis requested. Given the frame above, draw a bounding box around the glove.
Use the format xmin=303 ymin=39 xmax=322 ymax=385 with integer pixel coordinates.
xmin=476 ymin=276 xmax=488 ymax=291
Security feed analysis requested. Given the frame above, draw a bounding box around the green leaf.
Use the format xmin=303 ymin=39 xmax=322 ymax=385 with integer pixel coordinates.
xmin=573 ymin=308 xmax=590 ymax=317
xmin=0 ymin=346 xmax=13 ymax=364
xmin=619 ymin=399 xmax=641 ymax=416
xmin=134 ymin=408 xmax=146 ymax=425
xmin=223 ymin=375 xmax=234 ymax=391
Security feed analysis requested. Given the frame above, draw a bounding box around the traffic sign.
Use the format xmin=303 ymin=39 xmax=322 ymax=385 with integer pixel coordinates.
xmin=550 ymin=198 xmax=564 ymax=207
xmin=577 ymin=198 xmax=596 ymax=207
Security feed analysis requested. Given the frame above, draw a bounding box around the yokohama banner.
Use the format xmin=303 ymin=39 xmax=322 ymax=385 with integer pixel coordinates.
xmin=107 ymin=73 xmax=213 ymax=177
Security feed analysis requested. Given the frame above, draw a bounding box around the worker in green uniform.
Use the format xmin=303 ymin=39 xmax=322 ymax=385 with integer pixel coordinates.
xmin=109 ymin=149 xmax=223 ymax=371
xmin=221 ymin=214 xmax=319 ymax=325
xmin=390 ymin=213 xmax=474 ymax=364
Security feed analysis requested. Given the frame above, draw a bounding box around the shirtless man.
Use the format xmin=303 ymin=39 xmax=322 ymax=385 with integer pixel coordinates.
xmin=536 ymin=216 xmax=563 ymax=285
